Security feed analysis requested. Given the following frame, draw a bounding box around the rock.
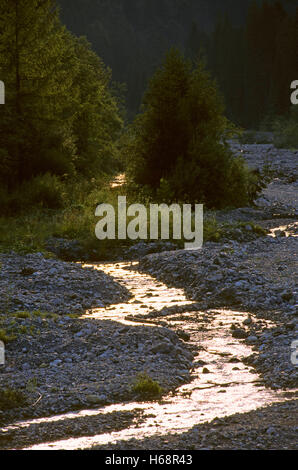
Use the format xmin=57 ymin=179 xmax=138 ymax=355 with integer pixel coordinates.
xmin=232 ymin=329 xmax=248 ymax=339
xmin=176 ymin=330 xmax=191 ymax=342
xmin=86 ymin=394 xmax=107 ymax=405
xmin=0 ymin=252 xmax=130 ymax=316
xmin=266 ymin=426 xmax=277 ymax=436
xmin=246 ymin=336 xmax=258 ymax=344
xmin=45 ymin=238 xmax=86 ymax=260
xmin=50 ymin=359 xmax=62 ymax=367
xmin=216 ymin=287 xmax=241 ymax=305
xmin=151 ymin=341 xmax=173 ymax=355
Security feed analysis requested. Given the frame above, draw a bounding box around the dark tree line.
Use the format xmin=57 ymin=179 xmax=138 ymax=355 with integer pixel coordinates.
xmin=189 ymin=1 xmax=298 ymax=128
xmin=58 ymin=0 xmax=297 ymax=126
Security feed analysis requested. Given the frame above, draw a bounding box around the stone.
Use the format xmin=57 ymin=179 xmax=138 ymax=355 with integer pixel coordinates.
xmin=151 ymin=342 xmax=173 ymax=355
xmin=246 ymin=336 xmax=258 ymax=344
xmin=232 ymin=329 xmax=248 ymax=339
xmin=86 ymin=394 xmax=107 ymax=405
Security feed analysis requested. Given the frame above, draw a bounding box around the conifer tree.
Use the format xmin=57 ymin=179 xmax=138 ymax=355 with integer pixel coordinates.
xmin=0 ymin=0 xmax=79 ymax=186
xmin=0 ymin=0 xmax=123 ymax=189
xmin=124 ymin=49 xmax=258 ymax=208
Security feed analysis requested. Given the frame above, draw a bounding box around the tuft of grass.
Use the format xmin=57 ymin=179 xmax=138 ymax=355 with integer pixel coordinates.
xmin=132 ymin=373 xmax=164 ymax=400
xmin=0 ymin=329 xmax=16 ymax=343
xmin=14 ymin=311 xmax=31 ymax=319
xmin=234 ymin=221 xmax=267 ymax=236
xmin=204 ymin=217 xmax=223 ymax=242
xmin=250 ymin=223 xmax=267 ymax=236
xmin=0 ymin=388 xmax=26 ymax=411
xmin=0 ymin=310 xmax=64 ymax=344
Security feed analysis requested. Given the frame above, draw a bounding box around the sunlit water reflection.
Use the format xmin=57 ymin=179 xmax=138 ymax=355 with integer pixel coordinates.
xmin=269 ymin=222 xmax=298 ymax=238
xmin=5 ymin=262 xmax=293 ymax=450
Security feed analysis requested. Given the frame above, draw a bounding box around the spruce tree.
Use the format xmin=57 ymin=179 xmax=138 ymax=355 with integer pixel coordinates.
xmin=124 ymin=49 xmax=257 ymax=208
xmin=0 ymin=0 xmax=77 ymax=186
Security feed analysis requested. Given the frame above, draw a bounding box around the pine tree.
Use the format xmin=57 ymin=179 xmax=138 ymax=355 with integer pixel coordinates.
xmin=124 ymin=49 xmax=257 ymax=208
xmin=0 ymin=0 xmax=123 ymax=189
xmin=126 ymin=49 xmax=192 ymax=188
xmin=0 ymin=0 xmax=78 ymax=186
xmin=71 ymin=37 xmax=123 ymax=176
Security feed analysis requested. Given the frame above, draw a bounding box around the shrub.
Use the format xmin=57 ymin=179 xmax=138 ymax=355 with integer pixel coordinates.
xmin=0 ymin=329 xmax=16 ymax=343
xmin=273 ymin=106 xmax=298 ymax=149
xmin=0 ymin=388 xmax=26 ymax=411
xmin=132 ymin=373 xmax=164 ymax=400
xmin=0 ymin=173 xmax=65 ymax=215
xmin=21 ymin=173 xmax=65 ymax=209
xmin=204 ymin=217 xmax=223 ymax=242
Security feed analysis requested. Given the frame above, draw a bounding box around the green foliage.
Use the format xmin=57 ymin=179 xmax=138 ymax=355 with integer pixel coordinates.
xmin=6 ymin=174 xmax=65 ymax=212
xmin=124 ymin=49 xmax=259 ymax=208
xmin=0 ymin=329 xmax=16 ymax=343
xmin=273 ymin=107 xmax=298 ymax=149
xmin=203 ymin=218 xmax=223 ymax=242
xmin=0 ymin=212 xmax=60 ymax=254
xmin=132 ymin=373 xmax=164 ymax=400
xmin=0 ymin=0 xmax=123 ymax=192
xmin=24 ymin=174 xmax=65 ymax=209
xmin=0 ymin=0 xmax=76 ymax=185
xmin=0 ymin=175 xmax=131 ymax=259
xmin=71 ymin=37 xmax=124 ymax=177
xmin=0 ymin=388 xmax=26 ymax=411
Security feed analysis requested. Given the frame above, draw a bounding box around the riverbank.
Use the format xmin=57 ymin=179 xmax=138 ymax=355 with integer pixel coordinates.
xmin=0 ymin=257 xmax=194 ymax=428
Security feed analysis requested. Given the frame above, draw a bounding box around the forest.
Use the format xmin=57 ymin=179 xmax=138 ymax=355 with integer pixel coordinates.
xmin=59 ymin=0 xmax=298 ymax=127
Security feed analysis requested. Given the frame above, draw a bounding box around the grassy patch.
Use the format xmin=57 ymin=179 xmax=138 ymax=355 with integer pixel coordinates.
xmin=0 ymin=176 xmax=132 ymax=259
xmin=234 ymin=222 xmax=267 ymax=236
xmin=0 ymin=172 xmax=268 ymax=260
xmin=0 ymin=310 xmax=68 ymax=344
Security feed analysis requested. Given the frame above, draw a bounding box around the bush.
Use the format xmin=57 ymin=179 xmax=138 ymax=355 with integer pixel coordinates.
xmin=273 ymin=106 xmax=298 ymax=149
xmin=21 ymin=173 xmax=65 ymax=209
xmin=132 ymin=373 xmax=164 ymax=400
xmin=0 ymin=388 xmax=26 ymax=411
xmin=0 ymin=173 xmax=65 ymax=215
xmin=0 ymin=329 xmax=16 ymax=343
